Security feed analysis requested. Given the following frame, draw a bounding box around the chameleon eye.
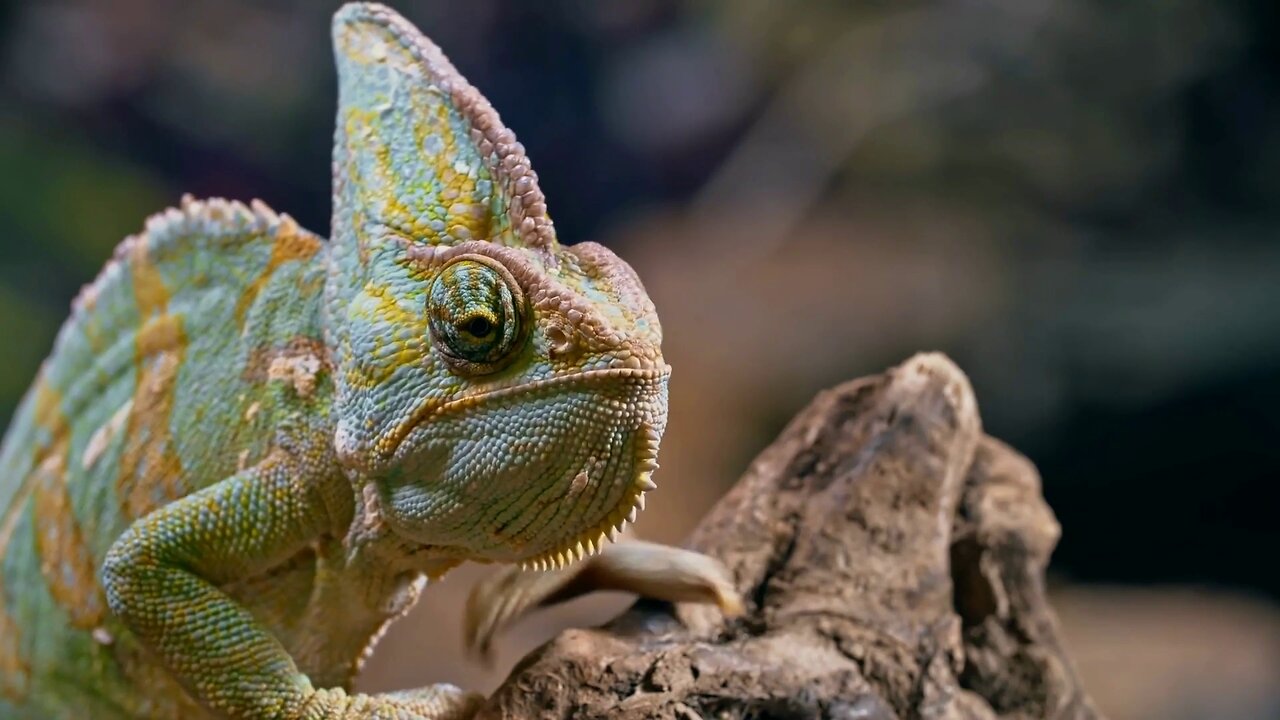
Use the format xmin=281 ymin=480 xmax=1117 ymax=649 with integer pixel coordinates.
xmin=427 ymin=256 xmax=525 ymax=374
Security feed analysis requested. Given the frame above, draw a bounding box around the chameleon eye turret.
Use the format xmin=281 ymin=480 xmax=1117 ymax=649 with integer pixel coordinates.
xmin=427 ymin=256 xmax=527 ymax=374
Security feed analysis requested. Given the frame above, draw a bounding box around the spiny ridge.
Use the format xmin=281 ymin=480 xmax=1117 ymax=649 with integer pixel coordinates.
xmin=518 ymin=470 xmax=655 ymax=572
xmin=71 ymin=195 xmax=316 ymax=318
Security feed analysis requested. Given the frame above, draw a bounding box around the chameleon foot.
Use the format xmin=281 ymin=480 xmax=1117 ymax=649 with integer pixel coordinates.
xmin=464 ymin=540 xmax=743 ymax=660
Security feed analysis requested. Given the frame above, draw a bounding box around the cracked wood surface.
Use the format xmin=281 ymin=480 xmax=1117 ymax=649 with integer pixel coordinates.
xmin=478 ymin=353 xmax=1104 ymax=720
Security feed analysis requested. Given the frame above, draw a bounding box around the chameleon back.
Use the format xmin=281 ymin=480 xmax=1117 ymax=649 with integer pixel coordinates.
xmin=0 ymin=198 xmax=329 ymax=718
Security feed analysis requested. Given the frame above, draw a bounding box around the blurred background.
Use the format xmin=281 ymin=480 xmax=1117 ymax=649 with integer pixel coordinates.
xmin=2 ymin=1 xmax=1278 ymax=718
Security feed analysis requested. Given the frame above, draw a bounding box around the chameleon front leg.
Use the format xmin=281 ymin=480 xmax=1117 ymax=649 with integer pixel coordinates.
xmin=464 ymin=539 xmax=744 ymax=659
xmin=101 ymin=450 xmax=481 ymax=720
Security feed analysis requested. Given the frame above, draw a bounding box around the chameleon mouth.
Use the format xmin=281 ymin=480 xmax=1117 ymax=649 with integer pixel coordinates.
xmin=384 ymin=364 xmax=671 ymax=462
xmin=516 ymin=413 xmax=664 ymax=573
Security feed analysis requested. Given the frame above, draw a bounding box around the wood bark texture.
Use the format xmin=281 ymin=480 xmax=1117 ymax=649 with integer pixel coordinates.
xmin=478 ymin=353 xmax=1104 ymax=720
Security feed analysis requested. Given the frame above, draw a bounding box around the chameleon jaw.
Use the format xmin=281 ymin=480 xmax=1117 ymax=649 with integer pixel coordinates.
xmin=375 ymin=365 xmax=671 ymax=470
xmin=517 ymin=424 xmax=662 ymax=573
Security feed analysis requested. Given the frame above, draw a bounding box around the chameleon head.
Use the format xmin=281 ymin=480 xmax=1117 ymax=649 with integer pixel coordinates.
xmin=325 ymin=3 xmax=669 ymax=569
xmin=336 ymin=239 xmax=669 ymax=569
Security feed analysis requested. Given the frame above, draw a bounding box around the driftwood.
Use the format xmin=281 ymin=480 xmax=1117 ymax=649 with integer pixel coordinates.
xmin=478 ymin=353 xmax=1103 ymax=720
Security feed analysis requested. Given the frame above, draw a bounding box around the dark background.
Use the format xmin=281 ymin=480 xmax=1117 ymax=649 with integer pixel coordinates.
xmin=2 ymin=2 xmax=1278 ymax=718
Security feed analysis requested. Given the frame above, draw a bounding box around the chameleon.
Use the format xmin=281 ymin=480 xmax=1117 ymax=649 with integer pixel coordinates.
xmin=0 ymin=3 xmax=741 ymax=719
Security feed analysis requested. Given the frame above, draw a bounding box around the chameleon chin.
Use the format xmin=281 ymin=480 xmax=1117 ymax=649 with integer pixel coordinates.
xmin=371 ymin=364 xmax=672 ymax=571
xmin=0 ymin=3 xmax=739 ymax=719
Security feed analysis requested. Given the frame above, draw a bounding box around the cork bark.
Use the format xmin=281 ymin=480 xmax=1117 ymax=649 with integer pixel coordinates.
xmin=478 ymin=353 xmax=1104 ymax=720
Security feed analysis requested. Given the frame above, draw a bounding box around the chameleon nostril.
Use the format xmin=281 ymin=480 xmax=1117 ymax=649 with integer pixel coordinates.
xmin=546 ymin=325 xmax=574 ymax=357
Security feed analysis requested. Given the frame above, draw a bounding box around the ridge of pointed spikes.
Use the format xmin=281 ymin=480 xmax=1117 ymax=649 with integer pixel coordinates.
xmin=518 ymin=470 xmax=656 ymax=572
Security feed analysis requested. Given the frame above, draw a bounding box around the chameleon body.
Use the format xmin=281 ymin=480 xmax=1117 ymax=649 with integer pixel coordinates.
xmin=0 ymin=4 xmax=738 ymax=718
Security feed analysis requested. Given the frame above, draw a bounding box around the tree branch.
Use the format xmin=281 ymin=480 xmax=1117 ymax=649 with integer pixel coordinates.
xmin=479 ymin=353 xmax=1103 ymax=720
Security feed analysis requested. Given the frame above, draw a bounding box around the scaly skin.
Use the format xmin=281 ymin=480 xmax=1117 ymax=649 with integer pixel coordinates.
xmin=0 ymin=4 xmax=738 ymax=719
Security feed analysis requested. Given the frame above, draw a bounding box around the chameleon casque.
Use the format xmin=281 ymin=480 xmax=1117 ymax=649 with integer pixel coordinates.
xmin=0 ymin=4 xmax=740 ymax=718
